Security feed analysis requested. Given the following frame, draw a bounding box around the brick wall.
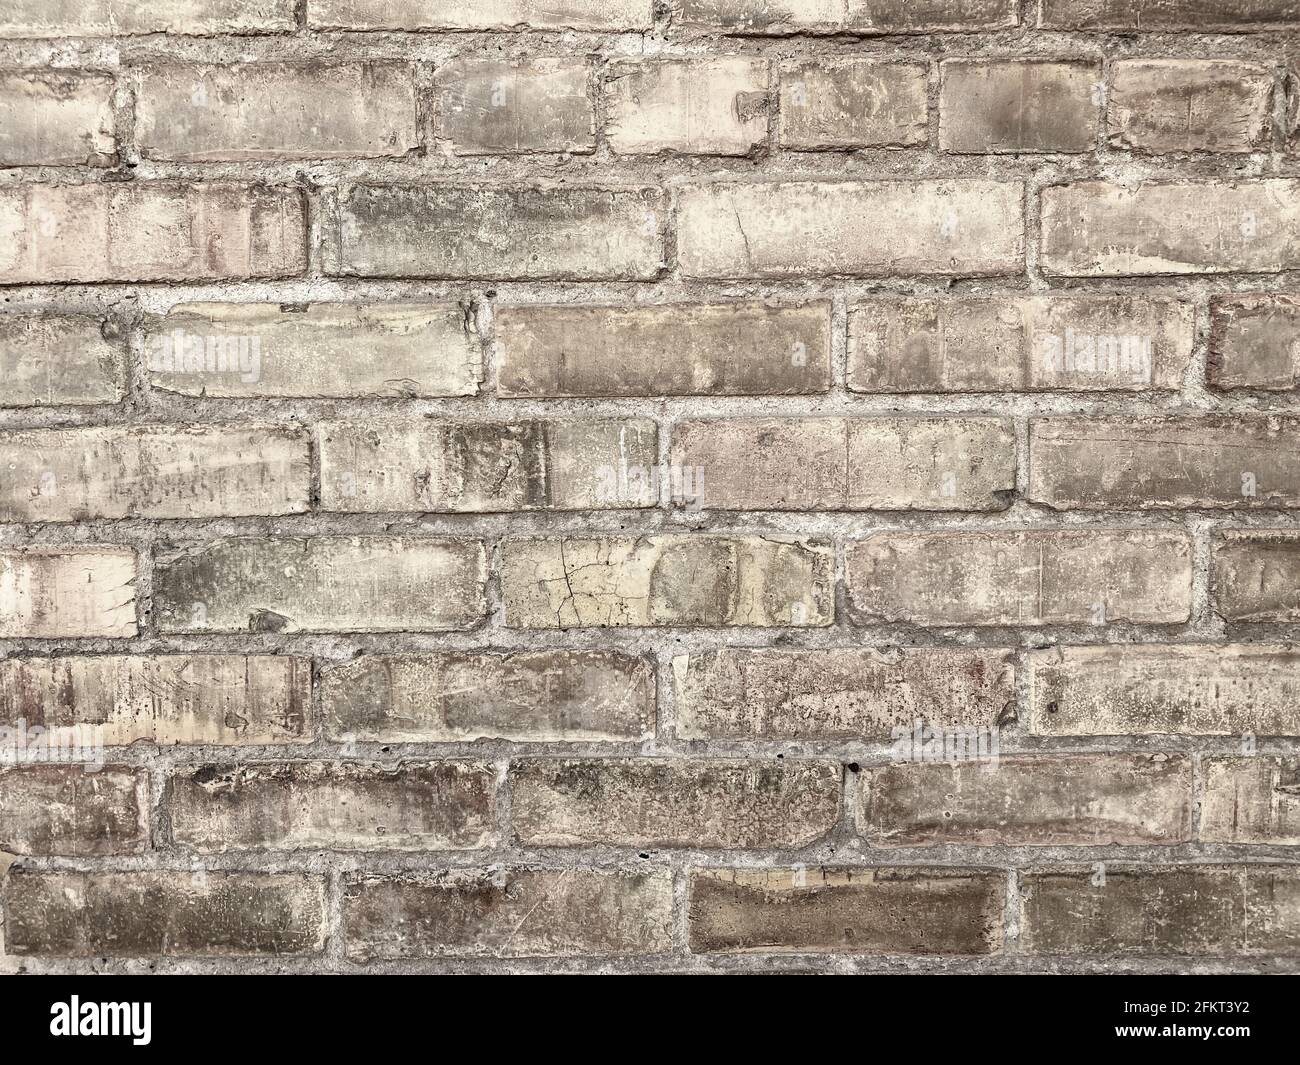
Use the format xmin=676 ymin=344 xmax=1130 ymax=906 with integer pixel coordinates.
xmin=2 ymin=0 xmax=1300 ymax=974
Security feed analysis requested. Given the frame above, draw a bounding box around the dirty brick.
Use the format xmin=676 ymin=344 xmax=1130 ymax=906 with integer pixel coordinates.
xmin=779 ymin=60 xmax=927 ymax=149
xmin=940 ymin=60 xmax=1100 ymax=154
xmin=0 ymin=765 xmax=144 ymax=856
xmin=1108 ymin=60 xmax=1273 ymax=154
xmin=436 ymin=59 xmax=593 ymax=155
xmin=1210 ymin=295 xmax=1300 ymax=391
xmin=0 ymin=0 xmax=296 ymax=36
xmin=0 ymin=72 xmax=115 ymax=166
xmin=310 ymin=0 xmax=654 ymax=30
xmin=1201 ymin=757 xmax=1300 ymax=844
xmin=1214 ymin=530 xmax=1300 ymax=621
xmin=1039 ymin=0 xmax=1300 ymax=31
xmin=0 ymin=311 xmax=125 ymax=407
xmin=676 ymin=0 xmax=1018 ymax=34
xmin=0 ymin=547 xmax=136 ymax=638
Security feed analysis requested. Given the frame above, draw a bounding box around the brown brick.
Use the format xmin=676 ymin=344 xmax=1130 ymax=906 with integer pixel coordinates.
xmin=940 ymin=60 xmax=1100 ymax=154
xmin=0 ymin=311 xmax=126 ymax=407
xmin=2 ymin=870 xmax=326 ymax=957
xmin=688 ymin=867 xmax=1005 ymax=954
xmin=1210 ymin=294 xmax=1300 ymax=391
xmin=0 ymin=425 xmax=310 ymax=522
xmin=0 ymin=655 xmax=311 ymax=745
xmin=322 ymin=651 xmax=654 ymax=742
xmin=344 ymin=869 xmax=673 ymax=960
xmin=1202 ymin=757 xmax=1300 ymax=844
xmin=169 ymin=761 xmax=496 ymax=852
xmin=1214 ymin=529 xmax=1300 ymax=621
xmin=310 ymin=0 xmax=654 ymax=30
xmin=495 ymin=301 xmax=830 ymax=397
xmin=317 ymin=417 xmax=658 ymax=512
xmin=501 ymin=535 xmax=833 ymax=628
xmin=1 ymin=0 xmax=296 ymax=36
xmin=511 ymin=758 xmax=841 ymax=847
xmin=0 ymin=766 xmax=145 ymax=856
xmin=1041 ymin=180 xmax=1300 ymax=276
xmin=0 ymin=547 xmax=136 ymax=638
xmin=1039 ymin=0 xmax=1300 ymax=31
xmin=676 ymin=0 xmax=1017 ymax=34
xmin=847 ymin=530 xmax=1192 ymax=626
xmin=861 ymin=755 xmax=1191 ymax=846
xmin=674 ymin=647 xmax=1015 ymax=740
xmin=1109 ymin=60 xmax=1273 ymax=154
xmin=779 ymin=60 xmax=927 ymax=149
xmin=669 ymin=417 xmax=1015 ymax=511
xmin=0 ymin=72 xmax=115 ymax=166
xmin=436 ymin=59 xmax=593 ymax=155
xmin=154 ymin=536 xmax=487 ymax=633
xmin=848 ymin=294 xmax=1193 ymax=393
xmin=1027 ymin=645 xmax=1300 ymax=736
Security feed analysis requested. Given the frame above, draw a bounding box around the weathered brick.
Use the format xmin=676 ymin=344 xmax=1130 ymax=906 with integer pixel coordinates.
xmin=147 ymin=302 xmax=481 ymax=399
xmin=674 ymin=647 xmax=1015 ymax=740
xmin=861 ymin=755 xmax=1191 ymax=847
xmin=436 ymin=59 xmax=593 ymax=155
xmin=1029 ymin=416 xmax=1300 ymax=510
xmin=1027 ymin=645 xmax=1300 ymax=736
xmin=1020 ymin=865 xmax=1300 ymax=956
xmin=501 ymin=535 xmax=833 ymax=628
xmin=325 ymin=184 xmax=663 ymax=280
xmin=676 ymin=0 xmax=1017 ymax=35
xmin=136 ymin=62 xmax=418 ymax=161
xmin=1210 ymin=294 xmax=1300 ymax=391
xmin=0 ymin=0 xmax=296 ymax=37
xmin=495 ymin=301 xmax=830 ymax=397
xmin=344 ymin=869 xmax=673 ymax=960
xmin=0 ymin=766 xmax=145 ymax=856
xmin=0 ymin=72 xmax=115 ymax=166
xmin=1109 ymin=60 xmax=1273 ymax=154
xmin=0 ymin=655 xmax=310 ymax=745
xmin=309 ymin=0 xmax=653 ymax=30
xmin=848 ymin=294 xmax=1193 ymax=393
xmin=511 ymin=758 xmax=841 ymax=847
xmin=676 ymin=180 xmax=1023 ymax=278
xmin=1041 ymin=180 xmax=1300 ymax=276
xmin=1039 ymin=0 xmax=1300 ymax=31
xmin=1202 ymin=757 xmax=1300 ymax=844
xmin=688 ymin=867 xmax=1005 ymax=954
xmin=779 ymin=60 xmax=927 ymax=149
xmin=317 ymin=417 xmax=658 ymax=512
xmin=940 ymin=60 xmax=1099 ymax=154
xmin=2 ymin=870 xmax=326 ymax=957
xmin=0 ymin=425 xmax=310 ymax=522
xmin=0 ymin=311 xmax=126 ymax=407
xmin=322 ymin=650 xmax=654 ymax=742
xmin=1214 ymin=529 xmax=1300 ymax=621
xmin=0 ymin=547 xmax=136 ymax=638
xmin=170 ymin=761 xmax=496 ymax=852
xmin=154 ymin=536 xmax=487 ymax=633
xmin=0 ymin=183 xmax=305 ymax=284
xmin=606 ymin=58 xmax=768 ymax=156
xmin=669 ymin=417 xmax=1015 ymax=510
xmin=847 ymin=530 xmax=1192 ymax=626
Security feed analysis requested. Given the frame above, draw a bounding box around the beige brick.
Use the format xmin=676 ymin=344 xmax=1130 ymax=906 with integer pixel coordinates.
xmin=676 ymin=180 xmax=1023 ymax=278
xmin=1040 ymin=0 xmax=1300 ymax=31
xmin=861 ymin=755 xmax=1191 ymax=847
xmin=847 ymin=530 xmax=1192 ymax=626
xmin=0 ymin=183 xmax=305 ymax=284
xmin=325 ymin=184 xmax=663 ymax=280
xmin=1027 ymin=645 xmax=1300 ymax=736
xmin=154 ymin=536 xmax=486 ymax=633
xmin=848 ymin=294 xmax=1193 ymax=393
xmin=606 ymin=58 xmax=768 ymax=156
xmin=689 ymin=867 xmax=1005 ymax=954
xmin=136 ymin=62 xmax=418 ymax=161
xmin=1029 ymin=416 xmax=1300 ymax=510
xmin=0 ymin=0 xmax=296 ymax=37
xmin=496 ymin=301 xmax=830 ymax=397
xmin=501 ymin=535 xmax=833 ymax=628
xmin=344 ymin=869 xmax=673 ymax=960
xmin=1020 ymin=865 xmax=1300 ymax=956
xmin=309 ymin=0 xmax=653 ymax=30
xmin=779 ymin=60 xmax=927 ymax=149
xmin=1109 ymin=60 xmax=1272 ymax=154
xmin=1214 ymin=529 xmax=1300 ymax=621
xmin=674 ymin=647 xmax=1014 ymax=740
xmin=436 ymin=59 xmax=592 ymax=155
xmin=0 ymin=72 xmax=115 ymax=166
xmin=511 ymin=758 xmax=841 ymax=847
xmin=2 ymin=870 xmax=326 ymax=957
xmin=170 ymin=761 xmax=496 ymax=852
xmin=0 ymin=766 xmax=145 ymax=856
xmin=322 ymin=650 xmax=654 ymax=742
xmin=317 ymin=417 xmax=658 ymax=512
xmin=147 ymin=302 xmax=481 ymax=399
xmin=0 ymin=548 xmax=136 ymax=638
xmin=1041 ymin=180 xmax=1300 ymax=276
xmin=1202 ymin=757 xmax=1300 ymax=844
xmin=677 ymin=0 xmax=1017 ymax=34
xmin=940 ymin=60 xmax=1099 ymax=154
xmin=0 ymin=655 xmax=311 ymax=745
xmin=0 ymin=311 xmax=125 ymax=407
xmin=1210 ymin=294 xmax=1300 ymax=391
xmin=0 ymin=425 xmax=309 ymax=522
xmin=669 ymin=417 xmax=1015 ymax=510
